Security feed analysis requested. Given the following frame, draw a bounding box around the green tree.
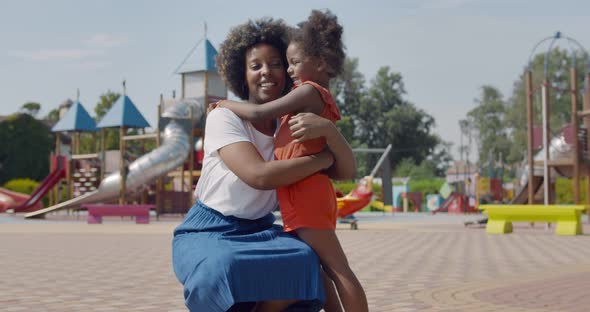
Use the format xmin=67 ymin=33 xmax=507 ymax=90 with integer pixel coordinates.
xmin=95 ymin=90 xmax=121 ymax=121
xmin=331 ymin=58 xmax=366 ymax=118
xmin=77 ymin=90 xmax=122 ymax=153
xmin=98 ymin=91 xmax=121 ymax=151
xmin=393 ymin=158 xmax=416 ymax=177
xmin=0 ymin=114 xmax=54 ymax=184
xmin=335 ymin=116 xmax=356 ymax=146
xmin=331 ymin=57 xmax=367 ymax=145
xmin=383 ymin=102 xmax=439 ymax=166
xmin=358 ymin=66 xmax=440 ymax=170
xmin=463 ymin=85 xmax=511 ymax=166
xmin=20 ymin=102 xmax=41 ymax=117
xmin=45 ymin=108 xmax=60 ymax=125
xmin=332 ymin=64 xmax=444 ymax=177
xmin=427 ymin=139 xmax=453 ymax=176
xmin=357 ymin=67 xmax=405 ymax=150
xmin=393 ymin=158 xmax=437 ymax=179
xmin=330 ymin=58 xmax=367 ymax=173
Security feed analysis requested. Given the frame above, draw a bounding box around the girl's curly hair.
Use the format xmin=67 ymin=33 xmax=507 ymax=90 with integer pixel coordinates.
xmin=289 ymin=10 xmax=345 ymax=78
xmin=216 ymin=18 xmax=291 ymax=100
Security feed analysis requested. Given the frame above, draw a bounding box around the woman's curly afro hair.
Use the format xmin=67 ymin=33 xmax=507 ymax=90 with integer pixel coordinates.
xmin=216 ymin=17 xmax=290 ymax=100
xmin=290 ymin=9 xmax=345 ymax=78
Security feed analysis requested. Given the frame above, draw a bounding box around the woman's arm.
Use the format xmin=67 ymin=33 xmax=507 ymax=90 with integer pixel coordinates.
xmin=217 ymin=84 xmax=324 ymax=122
xmin=289 ymin=113 xmax=357 ymax=180
xmin=218 ymin=141 xmax=334 ymax=190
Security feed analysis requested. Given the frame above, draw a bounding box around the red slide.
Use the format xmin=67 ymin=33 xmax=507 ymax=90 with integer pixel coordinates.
xmin=13 ymin=167 xmax=66 ymax=213
xmin=431 ymin=192 xmax=458 ymax=214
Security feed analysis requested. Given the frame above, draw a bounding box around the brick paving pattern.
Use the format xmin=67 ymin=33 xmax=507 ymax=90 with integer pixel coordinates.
xmin=1 ymin=215 xmax=590 ymax=311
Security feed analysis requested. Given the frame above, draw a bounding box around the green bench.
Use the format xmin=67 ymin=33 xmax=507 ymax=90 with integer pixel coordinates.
xmin=480 ymin=205 xmax=587 ymax=236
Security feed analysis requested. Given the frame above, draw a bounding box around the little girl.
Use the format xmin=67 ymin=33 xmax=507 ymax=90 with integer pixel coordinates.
xmin=218 ymin=10 xmax=368 ymax=312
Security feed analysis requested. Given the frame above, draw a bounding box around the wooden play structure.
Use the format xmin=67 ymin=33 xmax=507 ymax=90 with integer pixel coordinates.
xmin=14 ymin=96 xmax=96 ymax=213
xmin=481 ymin=32 xmax=590 ymax=234
xmin=521 ymin=33 xmax=590 ymax=208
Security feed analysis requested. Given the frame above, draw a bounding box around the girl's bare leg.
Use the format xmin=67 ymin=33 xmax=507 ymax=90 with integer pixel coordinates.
xmin=254 ymin=299 xmax=298 ymax=312
xmin=322 ymin=268 xmax=343 ymax=312
xmin=296 ymin=228 xmax=368 ymax=312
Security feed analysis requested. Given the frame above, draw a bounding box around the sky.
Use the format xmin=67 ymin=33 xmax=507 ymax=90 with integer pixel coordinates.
xmin=2 ymin=0 xmax=590 ymax=161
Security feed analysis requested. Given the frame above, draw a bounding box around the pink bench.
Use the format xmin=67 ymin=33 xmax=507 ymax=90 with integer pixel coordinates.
xmin=82 ymin=204 xmax=154 ymax=224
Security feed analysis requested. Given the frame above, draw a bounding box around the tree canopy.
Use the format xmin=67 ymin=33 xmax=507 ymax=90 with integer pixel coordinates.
xmin=461 ymin=85 xmax=511 ymax=166
xmin=331 ymin=58 xmax=450 ymax=177
xmin=20 ymin=102 xmax=41 ymax=117
xmin=0 ymin=114 xmax=54 ymax=185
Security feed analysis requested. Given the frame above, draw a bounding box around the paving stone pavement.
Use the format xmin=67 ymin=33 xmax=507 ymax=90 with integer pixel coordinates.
xmin=1 ymin=214 xmax=590 ymax=311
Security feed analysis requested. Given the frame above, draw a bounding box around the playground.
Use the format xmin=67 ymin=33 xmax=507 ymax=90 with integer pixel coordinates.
xmin=1 ymin=212 xmax=590 ymax=312
xmin=2 ymin=17 xmax=590 ymax=310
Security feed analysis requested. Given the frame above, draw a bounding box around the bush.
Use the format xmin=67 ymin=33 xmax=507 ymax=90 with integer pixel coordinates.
xmin=408 ymin=178 xmax=445 ymax=206
xmin=332 ymin=181 xmax=357 ymax=195
xmin=3 ymin=178 xmax=40 ymax=195
xmin=555 ymin=177 xmax=587 ymax=204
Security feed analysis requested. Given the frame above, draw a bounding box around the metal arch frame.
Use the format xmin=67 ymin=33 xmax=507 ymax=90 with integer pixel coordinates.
xmin=526 ymin=31 xmax=590 ymax=206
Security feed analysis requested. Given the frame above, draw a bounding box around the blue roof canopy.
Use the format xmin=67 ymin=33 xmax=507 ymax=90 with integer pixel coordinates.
xmin=176 ymin=39 xmax=218 ymax=74
xmin=52 ymin=101 xmax=97 ymax=132
xmin=96 ymin=95 xmax=150 ymax=129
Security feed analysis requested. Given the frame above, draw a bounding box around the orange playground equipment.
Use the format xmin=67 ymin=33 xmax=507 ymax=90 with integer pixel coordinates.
xmin=336 ymin=144 xmax=393 ymax=219
xmin=337 ymin=176 xmax=374 ymax=218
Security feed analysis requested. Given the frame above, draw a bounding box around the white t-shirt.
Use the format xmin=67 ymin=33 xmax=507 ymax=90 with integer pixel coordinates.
xmin=194 ymin=108 xmax=278 ymax=219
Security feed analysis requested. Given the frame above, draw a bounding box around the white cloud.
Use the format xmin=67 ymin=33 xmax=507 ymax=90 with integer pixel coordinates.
xmin=66 ymin=61 xmax=111 ymax=70
xmin=9 ymin=49 xmax=104 ymax=61
xmin=83 ymin=33 xmax=128 ymax=48
xmin=419 ymin=0 xmax=477 ymax=9
xmin=7 ymin=33 xmax=125 ymax=63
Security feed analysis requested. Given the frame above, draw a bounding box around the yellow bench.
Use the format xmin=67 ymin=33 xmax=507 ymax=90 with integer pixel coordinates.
xmin=480 ymin=205 xmax=586 ymax=236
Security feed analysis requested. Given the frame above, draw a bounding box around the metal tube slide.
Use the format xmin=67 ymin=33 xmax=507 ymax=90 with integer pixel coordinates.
xmin=25 ymin=98 xmax=205 ymax=218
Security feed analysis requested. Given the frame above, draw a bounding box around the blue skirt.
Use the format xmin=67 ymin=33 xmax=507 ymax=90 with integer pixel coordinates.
xmin=172 ymin=201 xmax=325 ymax=312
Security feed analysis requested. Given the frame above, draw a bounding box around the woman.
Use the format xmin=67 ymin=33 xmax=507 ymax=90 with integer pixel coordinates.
xmin=172 ymin=18 xmax=352 ymax=312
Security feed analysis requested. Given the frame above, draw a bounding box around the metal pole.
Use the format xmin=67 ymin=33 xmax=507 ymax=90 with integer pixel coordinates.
xmin=526 ymin=70 xmax=535 ymax=204
xmin=100 ymin=128 xmax=106 ymax=182
xmin=541 ymin=81 xmax=550 ymax=206
xmin=369 ymin=144 xmax=392 ymax=178
xmin=156 ymin=100 xmax=162 ymax=218
xmin=571 ymin=67 xmax=580 ymax=204
xmin=119 ymin=126 xmax=127 ymax=205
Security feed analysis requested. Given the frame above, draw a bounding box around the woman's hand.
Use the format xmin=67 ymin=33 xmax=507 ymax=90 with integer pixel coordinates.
xmin=288 ymin=112 xmax=335 ymax=143
xmin=311 ymin=148 xmax=335 ymax=170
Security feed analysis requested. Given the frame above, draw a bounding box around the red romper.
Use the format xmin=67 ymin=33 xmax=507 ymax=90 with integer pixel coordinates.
xmin=274 ymin=81 xmax=341 ymax=232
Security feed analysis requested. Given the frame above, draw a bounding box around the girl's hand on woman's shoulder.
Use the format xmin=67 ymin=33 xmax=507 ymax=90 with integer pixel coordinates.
xmin=207 ymin=101 xmax=224 ymax=115
xmin=288 ymin=112 xmax=336 ymax=143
